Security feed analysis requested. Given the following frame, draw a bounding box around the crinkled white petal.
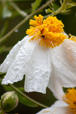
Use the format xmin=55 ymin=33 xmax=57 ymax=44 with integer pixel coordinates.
xmin=1 ymin=35 xmax=52 ymax=93
xmin=2 ymin=36 xmax=37 ymax=84
xmin=48 ymin=72 xmax=64 ymax=100
xmin=51 ymin=39 xmax=76 ymax=87
xmin=25 ymin=45 xmax=51 ymax=93
xmin=37 ymin=100 xmax=70 ymax=114
xmin=0 ymin=36 xmax=28 ymax=72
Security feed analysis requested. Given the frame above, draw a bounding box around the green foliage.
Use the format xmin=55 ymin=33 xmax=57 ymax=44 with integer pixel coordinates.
xmin=45 ymin=0 xmax=76 ymax=15
xmin=2 ymin=6 xmax=12 ymax=19
xmin=32 ymin=0 xmax=42 ymax=12
xmin=45 ymin=8 xmax=54 ymax=13
xmin=61 ymin=1 xmax=76 ymax=13
xmin=66 ymin=1 xmax=76 ymax=9
xmin=3 ymin=85 xmax=38 ymax=107
xmin=0 ymin=46 xmax=5 ymax=55
xmin=0 ymin=21 xmax=8 ymax=39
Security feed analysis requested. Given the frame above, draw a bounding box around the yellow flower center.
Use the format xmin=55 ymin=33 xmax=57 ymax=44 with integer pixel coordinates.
xmin=63 ymin=88 xmax=76 ymax=114
xmin=26 ymin=14 xmax=67 ymax=48
xmin=69 ymin=34 xmax=76 ymax=43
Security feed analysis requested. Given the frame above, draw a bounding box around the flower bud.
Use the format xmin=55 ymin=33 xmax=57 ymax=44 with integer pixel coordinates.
xmin=1 ymin=91 xmax=18 ymax=112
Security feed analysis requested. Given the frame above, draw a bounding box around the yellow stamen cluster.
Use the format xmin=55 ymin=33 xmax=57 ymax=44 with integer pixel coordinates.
xmin=69 ymin=34 xmax=76 ymax=43
xmin=26 ymin=14 xmax=67 ymax=48
xmin=63 ymin=88 xmax=76 ymax=114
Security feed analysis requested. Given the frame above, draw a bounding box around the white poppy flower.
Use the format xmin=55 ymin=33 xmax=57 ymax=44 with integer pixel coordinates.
xmin=1 ymin=15 xmax=75 ymax=94
xmin=0 ymin=35 xmax=52 ymax=93
xmin=37 ymin=88 xmax=76 ymax=114
xmin=48 ymin=37 xmax=76 ymax=100
xmin=36 ymin=100 xmax=69 ymax=114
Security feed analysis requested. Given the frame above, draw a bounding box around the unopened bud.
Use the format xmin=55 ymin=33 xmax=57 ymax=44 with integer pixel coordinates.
xmin=1 ymin=91 xmax=18 ymax=112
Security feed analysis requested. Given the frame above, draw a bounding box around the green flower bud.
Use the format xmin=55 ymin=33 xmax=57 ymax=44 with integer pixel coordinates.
xmin=1 ymin=91 xmax=18 ymax=112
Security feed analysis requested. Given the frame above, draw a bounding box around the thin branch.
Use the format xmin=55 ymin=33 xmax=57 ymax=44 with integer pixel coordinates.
xmin=0 ymin=0 xmax=54 ymax=45
xmin=10 ymin=2 xmax=27 ymax=17
xmin=9 ymin=84 xmax=48 ymax=108
xmin=44 ymin=0 xmax=67 ymax=18
xmin=54 ymin=0 xmax=67 ymax=15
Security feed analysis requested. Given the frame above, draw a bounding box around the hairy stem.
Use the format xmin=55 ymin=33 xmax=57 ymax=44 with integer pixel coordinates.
xmin=9 ymin=84 xmax=48 ymax=108
xmin=54 ymin=0 xmax=67 ymax=15
xmin=0 ymin=0 xmax=54 ymax=45
xmin=44 ymin=0 xmax=67 ymax=18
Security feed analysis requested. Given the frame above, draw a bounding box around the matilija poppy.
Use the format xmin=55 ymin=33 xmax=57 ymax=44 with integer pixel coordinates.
xmin=48 ymin=35 xmax=76 ymax=100
xmin=0 ymin=15 xmax=76 ymax=94
xmin=37 ymin=88 xmax=76 ymax=114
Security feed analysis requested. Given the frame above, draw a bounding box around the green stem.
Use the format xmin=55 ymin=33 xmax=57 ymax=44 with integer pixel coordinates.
xmin=54 ymin=0 xmax=67 ymax=15
xmin=0 ymin=0 xmax=54 ymax=45
xmin=44 ymin=0 xmax=67 ymax=18
xmin=10 ymin=2 xmax=27 ymax=17
xmin=0 ymin=110 xmax=4 ymax=114
xmin=9 ymin=84 xmax=48 ymax=108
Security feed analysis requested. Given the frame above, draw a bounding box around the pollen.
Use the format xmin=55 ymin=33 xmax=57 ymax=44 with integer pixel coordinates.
xmin=43 ymin=111 xmax=51 ymax=113
xmin=69 ymin=34 xmax=76 ymax=43
xmin=26 ymin=14 xmax=67 ymax=48
xmin=63 ymin=88 xmax=76 ymax=114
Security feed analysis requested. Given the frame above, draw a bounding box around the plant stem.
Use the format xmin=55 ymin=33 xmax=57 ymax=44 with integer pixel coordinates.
xmin=10 ymin=2 xmax=27 ymax=17
xmin=44 ymin=0 xmax=67 ymax=18
xmin=0 ymin=0 xmax=54 ymax=45
xmin=54 ymin=0 xmax=67 ymax=15
xmin=9 ymin=84 xmax=48 ymax=108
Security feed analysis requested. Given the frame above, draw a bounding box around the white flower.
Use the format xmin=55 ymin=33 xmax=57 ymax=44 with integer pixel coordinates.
xmin=36 ymin=100 xmax=69 ymax=114
xmin=0 ymin=15 xmax=76 ymax=94
xmin=37 ymin=88 xmax=76 ymax=114
xmin=48 ymin=38 xmax=76 ymax=100
xmin=0 ymin=35 xmax=52 ymax=93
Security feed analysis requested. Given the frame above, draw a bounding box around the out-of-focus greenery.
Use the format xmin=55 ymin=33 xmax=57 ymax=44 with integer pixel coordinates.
xmin=0 ymin=0 xmax=76 ymax=113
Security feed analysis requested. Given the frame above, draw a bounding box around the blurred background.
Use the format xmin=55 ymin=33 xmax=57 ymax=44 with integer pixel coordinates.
xmin=0 ymin=0 xmax=76 ymax=113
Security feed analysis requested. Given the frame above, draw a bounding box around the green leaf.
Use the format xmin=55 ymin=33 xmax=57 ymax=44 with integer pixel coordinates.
xmin=62 ymin=9 xmax=71 ymax=13
xmin=3 ymin=85 xmax=38 ymax=107
xmin=66 ymin=2 xmax=76 ymax=9
xmin=51 ymin=2 xmax=59 ymax=11
xmin=62 ymin=1 xmax=76 ymax=14
xmin=2 ymin=5 xmax=12 ymax=19
xmin=32 ymin=0 xmax=42 ymax=12
xmin=0 ymin=46 xmax=5 ymax=54
xmin=0 ymin=21 xmax=8 ymax=39
xmin=18 ymin=87 xmax=25 ymax=92
xmin=45 ymin=8 xmax=54 ymax=14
